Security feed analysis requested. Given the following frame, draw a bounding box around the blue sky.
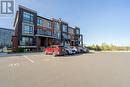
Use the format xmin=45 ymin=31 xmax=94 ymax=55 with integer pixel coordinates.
xmin=0 ymin=0 xmax=130 ymax=46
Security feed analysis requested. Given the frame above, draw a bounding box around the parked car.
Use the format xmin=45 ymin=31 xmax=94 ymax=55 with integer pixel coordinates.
xmin=44 ymin=45 xmax=65 ymax=56
xmin=80 ymin=46 xmax=90 ymax=53
xmin=75 ymin=46 xmax=82 ymax=53
xmin=71 ymin=46 xmax=78 ymax=53
xmin=64 ymin=46 xmax=75 ymax=55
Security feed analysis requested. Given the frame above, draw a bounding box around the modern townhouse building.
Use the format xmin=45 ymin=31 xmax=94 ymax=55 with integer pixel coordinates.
xmin=12 ymin=5 xmax=83 ymax=51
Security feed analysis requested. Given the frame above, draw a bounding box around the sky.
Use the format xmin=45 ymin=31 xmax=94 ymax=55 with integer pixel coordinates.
xmin=0 ymin=0 xmax=130 ymax=46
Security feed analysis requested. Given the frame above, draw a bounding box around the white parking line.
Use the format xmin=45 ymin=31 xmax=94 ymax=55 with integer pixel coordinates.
xmin=8 ymin=63 xmax=20 ymax=67
xmin=23 ymin=55 xmax=34 ymax=63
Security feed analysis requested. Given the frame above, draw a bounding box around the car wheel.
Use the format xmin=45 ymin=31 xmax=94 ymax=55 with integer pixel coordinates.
xmin=45 ymin=51 xmax=47 ymax=55
xmin=66 ymin=50 xmax=69 ymax=55
xmin=53 ymin=52 xmax=56 ymax=57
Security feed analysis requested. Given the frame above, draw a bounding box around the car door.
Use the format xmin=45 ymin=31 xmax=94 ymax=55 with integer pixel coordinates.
xmin=49 ymin=46 xmax=53 ymax=54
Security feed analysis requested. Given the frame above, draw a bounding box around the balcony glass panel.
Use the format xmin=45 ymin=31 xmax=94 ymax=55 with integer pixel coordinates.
xmin=37 ymin=29 xmax=45 ymax=35
xmin=44 ymin=30 xmax=52 ymax=36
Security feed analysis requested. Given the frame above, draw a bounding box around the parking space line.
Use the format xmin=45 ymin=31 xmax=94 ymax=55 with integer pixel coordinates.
xmin=8 ymin=63 xmax=20 ymax=67
xmin=23 ymin=55 xmax=34 ymax=63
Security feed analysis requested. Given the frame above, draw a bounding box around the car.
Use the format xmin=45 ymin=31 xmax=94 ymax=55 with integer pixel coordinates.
xmin=75 ymin=46 xmax=82 ymax=53
xmin=44 ymin=45 xmax=65 ymax=57
xmin=64 ymin=46 xmax=75 ymax=55
xmin=80 ymin=46 xmax=90 ymax=53
xmin=71 ymin=46 xmax=78 ymax=53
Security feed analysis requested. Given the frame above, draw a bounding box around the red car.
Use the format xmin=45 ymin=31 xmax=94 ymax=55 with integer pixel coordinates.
xmin=44 ymin=45 xmax=65 ymax=56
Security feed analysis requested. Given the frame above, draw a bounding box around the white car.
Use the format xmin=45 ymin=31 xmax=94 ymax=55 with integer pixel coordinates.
xmin=71 ymin=46 xmax=78 ymax=53
xmin=80 ymin=47 xmax=89 ymax=53
xmin=64 ymin=46 xmax=75 ymax=55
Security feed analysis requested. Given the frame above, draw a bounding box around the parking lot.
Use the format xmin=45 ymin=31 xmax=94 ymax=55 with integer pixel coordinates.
xmin=0 ymin=52 xmax=130 ymax=87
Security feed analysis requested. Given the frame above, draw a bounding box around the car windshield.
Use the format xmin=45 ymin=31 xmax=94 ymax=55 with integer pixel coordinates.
xmin=59 ymin=46 xmax=64 ymax=48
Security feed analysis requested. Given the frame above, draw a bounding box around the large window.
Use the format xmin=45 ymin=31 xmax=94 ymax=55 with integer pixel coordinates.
xmin=62 ymin=33 xmax=68 ymax=39
xmin=54 ymin=31 xmax=61 ymax=39
xmin=54 ymin=22 xmax=60 ymax=31
xmin=23 ymin=24 xmax=33 ymax=34
xmin=76 ymin=29 xmax=80 ymax=34
xmin=37 ymin=18 xmax=43 ymax=26
xmin=48 ymin=21 xmax=51 ymax=28
xmin=23 ymin=12 xmax=34 ymax=23
xmin=68 ymin=34 xmax=71 ymax=39
xmin=20 ymin=37 xmax=33 ymax=46
xmin=62 ymin=25 xmax=67 ymax=32
xmin=68 ymin=28 xmax=74 ymax=34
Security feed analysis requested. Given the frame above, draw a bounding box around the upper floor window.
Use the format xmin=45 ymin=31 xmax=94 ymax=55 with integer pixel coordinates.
xmin=48 ymin=21 xmax=51 ymax=28
xmin=62 ymin=33 xmax=68 ymax=39
xmin=23 ymin=12 xmax=34 ymax=23
xmin=54 ymin=22 xmax=60 ymax=31
xmin=76 ymin=29 xmax=80 ymax=34
xmin=68 ymin=34 xmax=71 ymax=39
xmin=23 ymin=24 xmax=33 ymax=34
xmin=37 ymin=18 xmax=43 ymax=26
xmin=68 ymin=28 xmax=74 ymax=34
xmin=54 ymin=31 xmax=61 ymax=39
xmin=62 ymin=25 xmax=67 ymax=32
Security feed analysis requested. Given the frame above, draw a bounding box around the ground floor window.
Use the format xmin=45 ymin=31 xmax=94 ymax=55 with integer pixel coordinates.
xmin=20 ymin=37 xmax=34 ymax=46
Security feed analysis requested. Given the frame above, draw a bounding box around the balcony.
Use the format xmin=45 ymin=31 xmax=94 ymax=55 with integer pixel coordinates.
xmin=36 ymin=29 xmax=55 ymax=38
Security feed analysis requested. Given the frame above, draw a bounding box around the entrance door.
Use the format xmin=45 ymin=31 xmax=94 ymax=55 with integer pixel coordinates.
xmin=40 ymin=37 xmax=46 ymax=47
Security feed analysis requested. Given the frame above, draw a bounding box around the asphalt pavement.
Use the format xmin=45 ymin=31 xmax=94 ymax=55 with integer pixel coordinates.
xmin=0 ymin=52 xmax=130 ymax=87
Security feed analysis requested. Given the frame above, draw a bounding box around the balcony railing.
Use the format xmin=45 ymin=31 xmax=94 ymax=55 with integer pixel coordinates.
xmin=36 ymin=29 xmax=53 ymax=36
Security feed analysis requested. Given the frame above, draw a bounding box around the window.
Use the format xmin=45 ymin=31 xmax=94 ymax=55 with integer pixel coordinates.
xmin=68 ymin=34 xmax=71 ymax=39
xmin=62 ymin=25 xmax=67 ymax=32
xmin=54 ymin=31 xmax=61 ymax=39
xmin=54 ymin=22 xmax=60 ymax=31
xmin=37 ymin=18 xmax=43 ymax=26
xmin=76 ymin=29 xmax=80 ymax=34
xmin=48 ymin=21 xmax=51 ymax=28
xmin=23 ymin=12 xmax=34 ymax=23
xmin=68 ymin=28 xmax=74 ymax=34
xmin=23 ymin=24 xmax=33 ymax=34
xmin=20 ymin=37 xmax=33 ymax=46
xmin=62 ymin=33 xmax=68 ymax=39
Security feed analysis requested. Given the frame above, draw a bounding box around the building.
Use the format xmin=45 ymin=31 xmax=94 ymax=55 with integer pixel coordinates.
xmin=0 ymin=28 xmax=14 ymax=48
xmin=12 ymin=5 xmax=83 ymax=51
